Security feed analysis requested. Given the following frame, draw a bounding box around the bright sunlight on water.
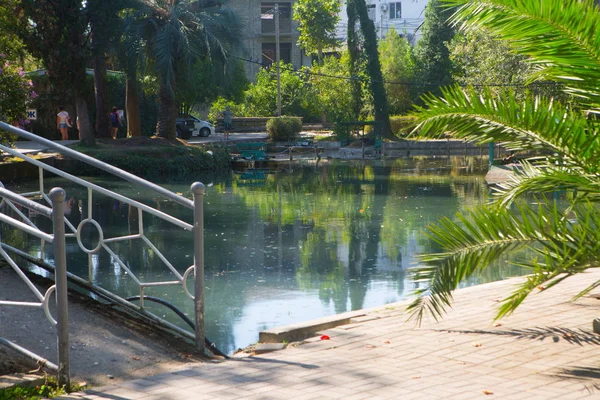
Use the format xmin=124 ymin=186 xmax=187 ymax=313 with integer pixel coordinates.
xmin=3 ymin=157 xmax=528 ymax=354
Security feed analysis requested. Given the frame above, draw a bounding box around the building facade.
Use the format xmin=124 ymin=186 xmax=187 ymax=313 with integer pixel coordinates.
xmin=336 ymin=0 xmax=428 ymax=43
xmin=228 ymin=0 xmax=312 ymax=81
xmin=229 ymin=0 xmax=429 ymax=82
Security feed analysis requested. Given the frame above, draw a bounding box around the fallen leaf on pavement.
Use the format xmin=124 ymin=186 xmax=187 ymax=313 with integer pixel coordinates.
xmin=129 ymin=356 xmax=141 ymax=361
xmin=411 ymin=376 xmax=421 ymax=379
xmin=383 ymin=340 xmax=391 ymax=344
xmin=472 ymin=343 xmax=482 ymax=347
xmin=482 ymin=389 xmax=494 ymax=395
xmin=493 ymin=323 xmax=502 ymax=327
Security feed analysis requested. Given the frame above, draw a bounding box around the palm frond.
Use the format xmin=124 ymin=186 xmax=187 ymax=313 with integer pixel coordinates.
xmin=442 ymin=0 xmax=600 ymax=103
xmin=408 ymin=201 xmax=600 ymax=323
xmin=492 ymin=162 xmax=600 ymax=207
xmin=411 ymin=86 xmax=600 ymax=173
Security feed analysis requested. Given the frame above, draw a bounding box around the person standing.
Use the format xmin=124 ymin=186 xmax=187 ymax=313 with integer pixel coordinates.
xmin=222 ymin=105 xmax=233 ymax=141
xmin=56 ymin=106 xmax=71 ymax=141
xmin=110 ymin=106 xmax=123 ymax=139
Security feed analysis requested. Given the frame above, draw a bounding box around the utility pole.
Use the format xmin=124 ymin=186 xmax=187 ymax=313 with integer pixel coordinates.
xmin=275 ymin=3 xmax=282 ymax=116
xmin=380 ymin=10 xmax=383 ymax=41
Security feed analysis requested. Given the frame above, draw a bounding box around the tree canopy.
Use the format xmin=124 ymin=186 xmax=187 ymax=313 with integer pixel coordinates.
xmin=293 ymin=0 xmax=341 ymax=63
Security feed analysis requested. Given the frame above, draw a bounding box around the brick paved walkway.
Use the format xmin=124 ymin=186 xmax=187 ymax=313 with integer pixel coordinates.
xmin=58 ymin=269 xmax=600 ymax=399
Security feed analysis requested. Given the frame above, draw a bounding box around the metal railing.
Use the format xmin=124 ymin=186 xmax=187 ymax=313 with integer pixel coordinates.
xmin=0 ymin=185 xmax=69 ymax=386
xmin=0 ymin=121 xmax=208 ymax=383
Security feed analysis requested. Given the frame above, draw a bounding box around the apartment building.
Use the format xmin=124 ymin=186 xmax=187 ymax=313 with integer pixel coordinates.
xmin=228 ymin=0 xmax=312 ymax=81
xmin=337 ymin=0 xmax=429 ymax=43
xmin=228 ymin=0 xmax=429 ymax=81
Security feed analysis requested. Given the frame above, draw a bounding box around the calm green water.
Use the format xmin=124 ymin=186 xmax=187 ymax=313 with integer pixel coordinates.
xmin=2 ymin=158 xmax=526 ymax=354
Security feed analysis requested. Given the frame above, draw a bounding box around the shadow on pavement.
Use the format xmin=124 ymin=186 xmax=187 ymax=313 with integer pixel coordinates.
xmin=437 ymin=326 xmax=600 ymax=345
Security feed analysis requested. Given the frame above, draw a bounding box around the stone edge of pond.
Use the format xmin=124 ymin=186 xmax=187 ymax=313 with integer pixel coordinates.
xmin=258 ymin=309 xmax=370 ymax=344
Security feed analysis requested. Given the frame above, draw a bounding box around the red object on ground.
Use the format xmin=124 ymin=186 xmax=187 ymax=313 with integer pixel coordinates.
xmin=320 ymin=335 xmax=330 ymax=340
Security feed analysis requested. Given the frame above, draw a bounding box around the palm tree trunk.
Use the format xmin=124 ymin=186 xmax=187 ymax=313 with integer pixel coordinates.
xmin=157 ymin=81 xmax=177 ymax=140
xmin=126 ymin=71 xmax=141 ymax=137
xmin=74 ymin=90 xmax=95 ymax=146
xmin=93 ymin=52 xmax=111 ymax=138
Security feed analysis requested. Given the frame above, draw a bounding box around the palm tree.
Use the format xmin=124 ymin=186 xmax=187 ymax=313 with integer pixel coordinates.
xmin=407 ymin=0 xmax=600 ymax=323
xmin=137 ymin=0 xmax=240 ymax=139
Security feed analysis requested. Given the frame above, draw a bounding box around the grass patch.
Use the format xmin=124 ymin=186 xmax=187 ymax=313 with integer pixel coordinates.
xmin=0 ymin=377 xmax=87 ymax=400
xmin=65 ymin=137 xmax=230 ymax=178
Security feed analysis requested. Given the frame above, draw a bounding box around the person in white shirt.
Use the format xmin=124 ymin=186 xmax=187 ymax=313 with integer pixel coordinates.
xmin=56 ymin=106 xmax=71 ymax=141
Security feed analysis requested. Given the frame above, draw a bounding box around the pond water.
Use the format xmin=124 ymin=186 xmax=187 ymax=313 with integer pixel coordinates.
xmin=2 ymin=157 xmax=527 ymax=354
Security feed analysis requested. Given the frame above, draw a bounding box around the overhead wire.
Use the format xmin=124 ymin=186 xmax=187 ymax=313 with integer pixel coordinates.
xmin=230 ymin=54 xmax=560 ymax=89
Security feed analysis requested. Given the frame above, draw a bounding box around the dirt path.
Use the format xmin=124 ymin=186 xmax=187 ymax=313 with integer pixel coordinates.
xmin=0 ymin=264 xmax=207 ymax=387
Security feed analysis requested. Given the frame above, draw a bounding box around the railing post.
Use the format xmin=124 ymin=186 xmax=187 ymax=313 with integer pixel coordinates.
xmin=191 ymin=182 xmax=206 ymax=354
xmin=49 ymin=187 xmax=70 ymax=387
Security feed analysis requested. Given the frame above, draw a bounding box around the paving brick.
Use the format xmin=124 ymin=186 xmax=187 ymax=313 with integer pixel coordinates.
xmin=61 ymin=269 xmax=600 ymax=400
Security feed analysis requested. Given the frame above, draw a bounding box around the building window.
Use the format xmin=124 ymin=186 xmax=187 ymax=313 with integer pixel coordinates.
xmin=261 ymin=2 xmax=292 ymax=35
xmin=262 ymin=42 xmax=292 ymax=66
xmin=389 ymin=2 xmax=401 ymax=19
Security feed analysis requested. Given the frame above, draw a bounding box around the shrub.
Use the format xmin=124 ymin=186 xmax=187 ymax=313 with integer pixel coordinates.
xmin=389 ymin=115 xmax=418 ymax=137
xmin=0 ymin=56 xmax=38 ymax=143
xmin=266 ymin=117 xmax=302 ymax=142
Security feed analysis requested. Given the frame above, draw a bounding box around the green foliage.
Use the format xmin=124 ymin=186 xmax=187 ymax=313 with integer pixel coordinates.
xmin=136 ymin=0 xmax=241 ymax=139
xmin=346 ymin=0 xmax=392 ymax=138
xmin=266 ymin=117 xmax=302 ymax=142
xmin=293 ymin=0 xmax=341 ymax=62
xmin=309 ymin=53 xmax=357 ymax=123
xmin=0 ymin=377 xmax=86 ymax=400
xmin=389 ymin=115 xmax=418 ymax=137
xmin=178 ymin=59 xmax=249 ymax=115
xmin=0 ymin=57 xmax=37 ymax=142
xmin=379 ymin=28 xmax=417 ymax=114
xmin=244 ymin=62 xmax=319 ymax=121
xmin=208 ymin=97 xmax=242 ymax=125
xmin=0 ymin=1 xmax=38 ymax=70
xmin=408 ymin=0 xmax=600 ymax=322
xmin=413 ymin=0 xmax=456 ymax=98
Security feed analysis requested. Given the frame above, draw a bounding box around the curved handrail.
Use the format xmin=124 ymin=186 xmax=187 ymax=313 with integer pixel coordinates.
xmin=0 ymin=121 xmax=193 ymax=208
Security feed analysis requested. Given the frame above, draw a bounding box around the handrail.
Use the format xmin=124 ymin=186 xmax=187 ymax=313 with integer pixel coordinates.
xmin=0 ymin=144 xmax=193 ymax=231
xmin=1 ymin=120 xmax=209 ymax=358
xmin=0 ymin=122 xmax=193 ymax=208
xmin=0 ymin=213 xmax=53 ymax=242
xmin=0 ymin=186 xmax=52 ymax=217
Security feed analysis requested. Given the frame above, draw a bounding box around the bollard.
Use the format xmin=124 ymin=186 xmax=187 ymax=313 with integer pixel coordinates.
xmin=191 ymin=182 xmax=206 ymax=354
xmin=49 ymin=187 xmax=70 ymax=388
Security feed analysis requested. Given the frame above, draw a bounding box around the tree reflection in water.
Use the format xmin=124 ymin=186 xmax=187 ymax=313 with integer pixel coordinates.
xmin=3 ymin=158 xmax=528 ymax=354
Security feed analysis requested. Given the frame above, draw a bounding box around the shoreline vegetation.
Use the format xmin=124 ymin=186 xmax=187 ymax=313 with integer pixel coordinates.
xmin=1 ymin=137 xmax=231 ymax=181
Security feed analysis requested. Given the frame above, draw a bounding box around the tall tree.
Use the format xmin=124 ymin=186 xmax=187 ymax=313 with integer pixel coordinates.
xmin=87 ymin=0 xmax=129 ymax=138
xmin=347 ymin=0 xmax=392 ymax=139
xmin=346 ymin=0 xmax=363 ymax=120
xmin=293 ymin=0 xmax=341 ymax=64
xmin=413 ymin=0 xmax=455 ymax=99
xmin=22 ymin=0 xmax=95 ymax=145
xmin=408 ymin=0 xmax=600 ymax=323
xmin=119 ymin=12 xmax=145 ymax=137
xmin=138 ymin=0 xmax=240 ymax=140
xmin=379 ymin=27 xmax=417 ymax=115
